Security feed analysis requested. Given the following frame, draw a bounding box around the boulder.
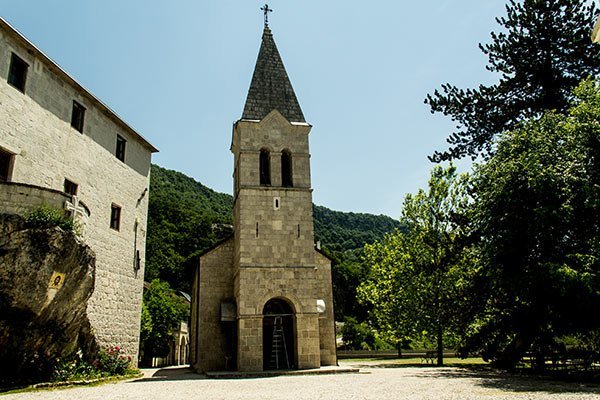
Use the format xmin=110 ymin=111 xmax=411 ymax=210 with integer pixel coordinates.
xmin=0 ymin=214 xmax=97 ymax=378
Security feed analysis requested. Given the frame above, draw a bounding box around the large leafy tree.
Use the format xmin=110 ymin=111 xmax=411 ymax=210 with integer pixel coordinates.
xmin=358 ymin=166 xmax=475 ymax=365
xmin=141 ymin=279 xmax=189 ymax=360
xmin=426 ymin=0 xmax=599 ymax=162
xmin=464 ymin=79 xmax=600 ymax=368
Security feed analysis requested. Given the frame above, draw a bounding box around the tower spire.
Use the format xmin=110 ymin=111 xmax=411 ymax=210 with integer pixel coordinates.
xmin=241 ymin=25 xmax=306 ymax=123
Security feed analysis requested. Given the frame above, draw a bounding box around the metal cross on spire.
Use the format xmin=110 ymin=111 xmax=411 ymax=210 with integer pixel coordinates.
xmin=261 ymin=4 xmax=273 ymax=27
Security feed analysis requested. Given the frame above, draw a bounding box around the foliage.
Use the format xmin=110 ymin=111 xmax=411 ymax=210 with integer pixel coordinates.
xmin=425 ymin=0 xmax=599 ymax=162
xmin=141 ymin=279 xmax=189 ymax=359
xmin=340 ymin=316 xmax=392 ymax=350
xmin=463 ymin=79 xmax=600 ymax=368
xmin=146 ymin=165 xmax=233 ymax=292
xmin=358 ymin=166 xmax=475 ymax=365
xmin=52 ymin=347 xmax=136 ymax=382
xmin=25 ymin=205 xmax=76 ymax=233
xmin=313 ymin=205 xmax=403 ymax=252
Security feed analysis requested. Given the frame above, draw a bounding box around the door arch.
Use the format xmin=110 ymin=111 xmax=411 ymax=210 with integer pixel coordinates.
xmin=262 ymin=298 xmax=295 ymax=370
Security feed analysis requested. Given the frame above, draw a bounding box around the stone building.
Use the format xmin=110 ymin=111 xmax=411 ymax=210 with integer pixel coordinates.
xmin=0 ymin=18 xmax=157 ymax=362
xmin=190 ymin=25 xmax=337 ymax=372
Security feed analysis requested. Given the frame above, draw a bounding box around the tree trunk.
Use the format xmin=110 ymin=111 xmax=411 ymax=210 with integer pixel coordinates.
xmin=437 ymin=324 xmax=444 ymax=366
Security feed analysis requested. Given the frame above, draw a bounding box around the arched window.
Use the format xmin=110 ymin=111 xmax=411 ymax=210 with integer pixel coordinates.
xmin=281 ymin=149 xmax=293 ymax=188
xmin=260 ymin=148 xmax=271 ymax=186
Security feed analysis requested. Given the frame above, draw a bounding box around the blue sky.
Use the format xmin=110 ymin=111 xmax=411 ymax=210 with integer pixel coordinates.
xmin=1 ymin=1 xmax=511 ymax=218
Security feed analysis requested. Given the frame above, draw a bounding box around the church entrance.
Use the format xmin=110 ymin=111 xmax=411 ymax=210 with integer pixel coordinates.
xmin=262 ymin=298 xmax=295 ymax=370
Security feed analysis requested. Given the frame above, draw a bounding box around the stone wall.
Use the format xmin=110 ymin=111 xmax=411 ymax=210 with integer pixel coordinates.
xmin=193 ymin=238 xmax=235 ymax=372
xmin=0 ymin=21 xmax=155 ymax=362
xmin=0 ymin=182 xmax=72 ymax=215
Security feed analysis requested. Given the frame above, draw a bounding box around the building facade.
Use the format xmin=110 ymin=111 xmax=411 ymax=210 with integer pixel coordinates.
xmin=190 ymin=26 xmax=337 ymax=372
xmin=0 ymin=18 xmax=157 ymax=361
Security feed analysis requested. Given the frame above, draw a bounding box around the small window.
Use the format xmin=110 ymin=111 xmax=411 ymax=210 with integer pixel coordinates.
xmin=110 ymin=204 xmax=122 ymax=231
xmin=71 ymin=101 xmax=86 ymax=133
xmin=273 ymin=197 xmax=280 ymax=210
xmin=282 ymin=149 xmax=293 ymax=187
xmin=116 ymin=135 xmax=126 ymax=162
xmin=7 ymin=53 xmax=28 ymax=92
xmin=259 ymin=148 xmax=270 ymax=186
xmin=0 ymin=149 xmax=13 ymax=182
xmin=63 ymin=179 xmax=78 ymax=196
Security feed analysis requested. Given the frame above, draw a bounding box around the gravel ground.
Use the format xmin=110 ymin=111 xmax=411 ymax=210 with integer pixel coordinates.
xmin=4 ymin=361 xmax=599 ymax=400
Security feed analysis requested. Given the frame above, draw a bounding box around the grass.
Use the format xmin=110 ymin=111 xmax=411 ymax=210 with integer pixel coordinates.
xmin=0 ymin=372 xmax=143 ymax=396
xmin=340 ymin=356 xmax=489 ymax=367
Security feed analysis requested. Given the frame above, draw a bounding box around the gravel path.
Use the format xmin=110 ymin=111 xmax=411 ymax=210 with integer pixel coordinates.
xmin=4 ymin=361 xmax=599 ymax=400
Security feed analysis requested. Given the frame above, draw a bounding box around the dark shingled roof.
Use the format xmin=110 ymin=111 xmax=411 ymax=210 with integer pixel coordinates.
xmin=242 ymin=27 xmax=305 ymax=123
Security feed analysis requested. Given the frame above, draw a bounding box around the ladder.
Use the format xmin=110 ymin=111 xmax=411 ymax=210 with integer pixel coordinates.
xmin=269 ymin=316 xmax=290 ymax=369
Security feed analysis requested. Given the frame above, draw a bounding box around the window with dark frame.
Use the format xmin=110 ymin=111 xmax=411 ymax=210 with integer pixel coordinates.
xmin=0 ymin=149 xmax=12 ymax=182
xmin=7 ymin=53 xmax=28 ymax=92
xmin=281 ymin=149 xmax=293 ymax=187
xmin=63 ymin=179 xmax=78 ymax=196
xmin=259 ymin=148 xmax=271 ymax=186
xmin=110 ymin=204 xmax=122 ymax=231
xmin=71 ymin=101 xmax=86 ymax=133
xmin=115 ymin=135 xmax=126 ymax=162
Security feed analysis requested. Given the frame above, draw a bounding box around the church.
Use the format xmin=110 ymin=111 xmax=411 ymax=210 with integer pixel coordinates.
xmin=190 ymin=20 xmax=337 ymax=372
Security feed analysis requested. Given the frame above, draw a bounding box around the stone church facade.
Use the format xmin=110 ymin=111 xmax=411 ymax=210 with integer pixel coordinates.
xmin=190 ymin=26 xmax=337 ymax=372
xmin=0 ymin=18 xmax=157 ymax=362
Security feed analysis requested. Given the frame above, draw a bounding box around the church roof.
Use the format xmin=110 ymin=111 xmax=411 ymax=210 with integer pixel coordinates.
xmin=242 ymin=27 xmax=306 ymax=123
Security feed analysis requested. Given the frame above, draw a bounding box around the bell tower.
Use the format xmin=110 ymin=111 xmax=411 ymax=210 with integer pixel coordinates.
xmin=191 ymin=12 xmax=336 ymax=373
xmin=230 ymin=23 xmax=335 ymax=371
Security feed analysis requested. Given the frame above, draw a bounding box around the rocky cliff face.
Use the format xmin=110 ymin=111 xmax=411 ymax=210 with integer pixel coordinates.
xmin=0 ymin=214 xmax=97 ymax=378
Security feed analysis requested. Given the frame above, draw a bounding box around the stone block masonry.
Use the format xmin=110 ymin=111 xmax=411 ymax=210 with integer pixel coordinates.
xmin=0 ymin=18 xmax=157 ymax=364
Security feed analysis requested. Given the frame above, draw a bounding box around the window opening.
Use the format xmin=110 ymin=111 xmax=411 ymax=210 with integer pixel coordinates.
xmin=281 ymin=150 xmax=293 ymax=187
xmin=7 ymin=53 xmax=28 ymax=92
xmin=110 ymin=204 xmax=122 ymax=231
xmin=0 ymin=149 xmax=13 ymax=182
xmin=63 ymin=179 xmax=78 ymax=196
xmin=260 ymin=149 xmax=271 ymax=185
xmin=71 ymin=101 xmax=86 ymax=133
xmin=116 ymin=135 xmax=126 ymax=162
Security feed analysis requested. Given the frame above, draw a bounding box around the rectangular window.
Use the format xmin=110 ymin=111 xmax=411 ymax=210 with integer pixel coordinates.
xmin=71 ymin=101 xmax=86 ymax=133
xmin=110 ymin=204 xmax=121 ymax=231
xmin=63 ymin=179 xmax=78 ymax=196
xmin=7 ymin=53 xmax=28 ymax=92
xmin=115 ymin=135 xmax=126 ymax=162
xmin=0 ymin=149 xmax=13 ymax=182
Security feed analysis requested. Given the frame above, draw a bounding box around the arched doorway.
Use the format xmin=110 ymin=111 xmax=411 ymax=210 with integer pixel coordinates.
xmin=262 ymin=298 xmax=295 ymax=370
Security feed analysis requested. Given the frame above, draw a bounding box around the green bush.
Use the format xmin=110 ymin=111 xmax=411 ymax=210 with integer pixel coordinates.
xmin=25 ymin=205 xmax=76 ymax=233
xmin=341 ymin=317 xmax=392 ymax=350
xmin=52 ymin=346 xmax=136 ymax=382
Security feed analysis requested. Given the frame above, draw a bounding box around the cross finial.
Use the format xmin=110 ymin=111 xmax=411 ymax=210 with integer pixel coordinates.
xmin=261 ymin=4 xmax=273 ymax=27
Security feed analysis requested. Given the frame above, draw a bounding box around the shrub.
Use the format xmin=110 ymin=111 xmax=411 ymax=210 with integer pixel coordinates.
xmin=92 ymin=346 xmax=133 ymax=376
xmin=52 ymin=346 xmax=136 ymax=382
xmin=25 ymin=205 xmax=76 ymax=233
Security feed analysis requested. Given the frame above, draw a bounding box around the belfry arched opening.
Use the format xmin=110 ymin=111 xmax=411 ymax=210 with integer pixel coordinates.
xmin=262 ymin=298 xmax=295 ymax=370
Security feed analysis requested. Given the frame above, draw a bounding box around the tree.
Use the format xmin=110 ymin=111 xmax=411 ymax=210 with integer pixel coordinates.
xmin=358 ymin=166 xmax=474 ymax=365
xmin=141 ymin=280 xmax=189 ymax=360
xmin=464 ymin=79 xmax=600 ymax=368
xmin=426 ymin=0 xmax=599 ymax=162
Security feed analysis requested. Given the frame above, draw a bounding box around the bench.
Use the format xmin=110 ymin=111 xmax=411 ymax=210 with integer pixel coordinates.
xmin=422 ymin=351 xmax=436 ymax=364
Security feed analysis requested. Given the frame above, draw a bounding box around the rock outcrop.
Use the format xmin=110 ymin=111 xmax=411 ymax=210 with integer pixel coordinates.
xmin=0 ymin=213 xmax=97 ymax=378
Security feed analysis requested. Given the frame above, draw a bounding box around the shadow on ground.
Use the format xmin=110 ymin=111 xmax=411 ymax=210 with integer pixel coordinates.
xmin=128 ymin=367 xmax=206 ymax=383
xmin=345 ymin=361 xmax=600 ymax=395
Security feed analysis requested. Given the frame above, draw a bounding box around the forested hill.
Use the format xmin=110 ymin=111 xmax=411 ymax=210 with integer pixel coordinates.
xmin=146 ymin=164 xmax=401 ymax=291
xmin=313 ymin=205 xmax=401 ymax=252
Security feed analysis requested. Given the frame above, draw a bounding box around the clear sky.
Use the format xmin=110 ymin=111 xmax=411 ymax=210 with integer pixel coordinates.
xmin=1 ymin=1 xmax=510 ymax=218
